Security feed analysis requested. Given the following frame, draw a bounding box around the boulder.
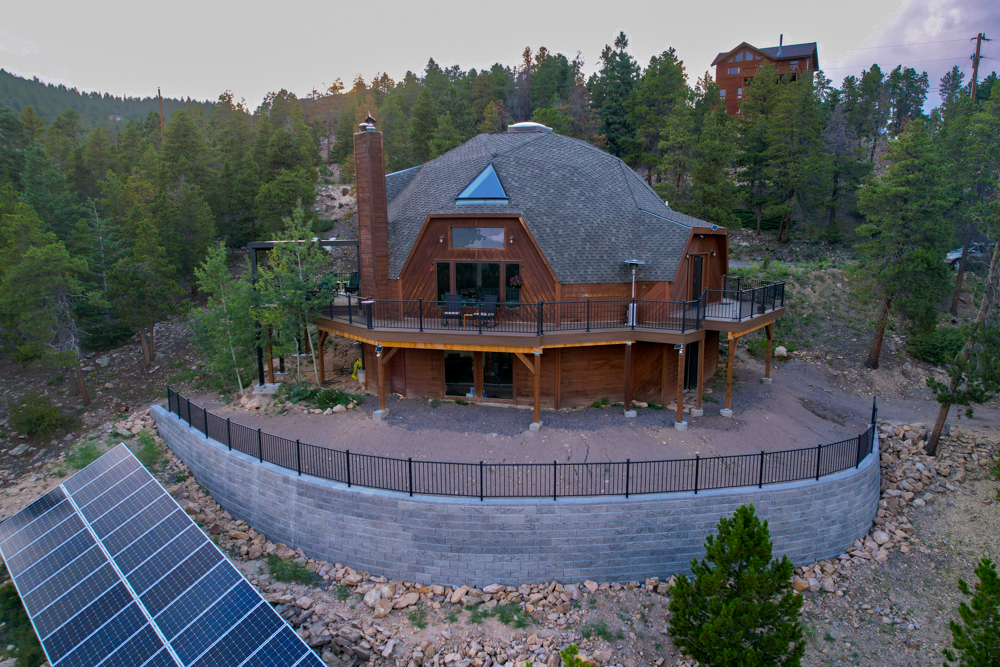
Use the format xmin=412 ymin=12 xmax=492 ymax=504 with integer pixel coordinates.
xmin=774 ymin=346 xmax=788 ymax=358
xmin=393 ymin=592 xmax=420 ymax=609
xmin=373 ymin=598 xmax=394 ymax=618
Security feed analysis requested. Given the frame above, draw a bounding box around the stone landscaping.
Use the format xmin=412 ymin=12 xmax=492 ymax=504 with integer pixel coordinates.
xmin=1 ymin=406 xmax=996 ymax=667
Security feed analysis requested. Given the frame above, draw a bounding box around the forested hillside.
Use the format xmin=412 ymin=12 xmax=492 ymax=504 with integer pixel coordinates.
xmin=0 ymin=32 xmax=999 ymax=404
xmin=0 ymin=69 xmax=211 ymax=129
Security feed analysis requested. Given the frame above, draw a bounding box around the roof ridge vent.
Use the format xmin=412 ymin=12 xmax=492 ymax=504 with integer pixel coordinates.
xmin=507 ymin=121 xmax=553 ymax=134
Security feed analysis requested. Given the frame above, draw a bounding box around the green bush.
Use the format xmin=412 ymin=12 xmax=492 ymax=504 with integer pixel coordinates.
xmin=908 ymin=327 xmax=966 ymax=366
xmin=944 ymin=558 xmax=1000 ymax=666
xmin=10 ymin=392 xmax=67 ymax=438
xmin=0 ymin=576 xmax=46 ymax=667
xmin=66 ymin=441 xmax=101 ymax=469
xmin=135 ymin=432 xmax=163 ymax=470
xmin=266 ymin=555 xmax=317 ymax=584
xmin=282 ymin=382 xmax=360 ymax=409
xmin=668 ymin=504 xmax=805 ymax=667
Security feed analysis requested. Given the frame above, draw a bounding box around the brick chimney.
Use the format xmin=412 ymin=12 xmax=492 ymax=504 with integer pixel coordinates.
xmin=354 ymin=121 xmax=391 ymax=300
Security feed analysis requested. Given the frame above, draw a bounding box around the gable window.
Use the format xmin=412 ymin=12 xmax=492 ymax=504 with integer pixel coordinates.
xmin=456 ymin=163 xmax=508 ymax=204
xmin=735 ymin=52 xmax=744 ymax=62
xmin=728 ymin=67 xmax=740 ymax=75
xmin=452 ymin=227 xmax=504 ymax=249
xmin=744 ymin=50 xmax=754 ymax=60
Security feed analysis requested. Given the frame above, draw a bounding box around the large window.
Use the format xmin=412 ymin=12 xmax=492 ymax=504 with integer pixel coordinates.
xmin=728 ymin=67 xmax=740 ymax=75
xmin=436 ymin=261 xmax=519 ymax=302
xmin=452 ymin=227 xmax=504 ymax=249
xmin=456 ymin=263 xmax=500 ymax=301
xmin=436 ymin=262 xmax=450 ymax=301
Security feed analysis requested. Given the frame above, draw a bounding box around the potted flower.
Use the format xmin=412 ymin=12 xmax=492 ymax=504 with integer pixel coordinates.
xmin=508 ymin=274 xmax=524 ymax=288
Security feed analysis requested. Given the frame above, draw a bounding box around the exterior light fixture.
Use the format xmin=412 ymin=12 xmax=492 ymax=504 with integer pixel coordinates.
xmin=711 ymin=251 xmax=717 ymax=257
xmin=509 ymin=236 xmax=514 ymax=244
xmin=375 ymin=343 xmax=383 ymax=357
xmin=439 ymin=236 xmax=444 ymax=243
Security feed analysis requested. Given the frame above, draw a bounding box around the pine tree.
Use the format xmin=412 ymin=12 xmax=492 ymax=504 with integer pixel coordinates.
xmin=944 ymin=558 xmax=1000 ymax=666
xmin=0 ymin=203 xmax=91 ymax=402
xmin=154 ymin=182 xmax=215 ymax=281
xmin=736 ymin=63 xmax=782 ymax=231
xmin=668 ymin=505 xmax=805 ymax=667
xmin=159 ymin=108 xmax=206 ymax=187
xmin=19 ymin=107 xmax=46 ymax=143
xmin=191 ymin=242 xmax=259 ymax=395
xmin=429 ymin=112 xmax=463 ymax=158
xmin=588 ymin=32 xmax=639 ymax=157
xmin=107 ymin=219 xmax=181 ymax=365
xmin=856 ymin=118 xmax=953 ymax=368
xmin=685 ymin=110 xmax=737 ymax=225
xmin=19 ymin=142 xmax=81 ymax=239
xmin=626 ymin=48 xmax=690 ymax=181
xmin=763 ymin=72 xmax=830 ymax=243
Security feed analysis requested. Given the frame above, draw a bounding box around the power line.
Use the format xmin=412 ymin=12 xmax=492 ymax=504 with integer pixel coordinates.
xmin=821 ymin=56 xmax=976 ymax=71
xmin=824 ymin=38 xmax=968 ymax=54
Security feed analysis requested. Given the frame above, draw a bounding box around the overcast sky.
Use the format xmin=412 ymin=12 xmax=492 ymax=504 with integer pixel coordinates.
xmin=0 ymin=0 xmax=996 ymax=108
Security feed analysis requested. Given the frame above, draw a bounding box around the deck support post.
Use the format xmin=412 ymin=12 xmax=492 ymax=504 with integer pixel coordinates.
xmin=762 ymin=322 xmax=774 ymax=384
xmin=721 ymin=336 xmax=737 ymax=417
xmin=533 ymin=351 xmax=542 ymax=428
xmin=316 ymin=330 xmax=328 ymax=385
xmin=692 ymin=337 xmax=705 ymax=417
xmin=623 ymin=342 xmax=635 ymax=417
xmin=375 ymin=345 xmax=398 ymax=419
xmin=674 ymin=345 xmax=687 ymax=430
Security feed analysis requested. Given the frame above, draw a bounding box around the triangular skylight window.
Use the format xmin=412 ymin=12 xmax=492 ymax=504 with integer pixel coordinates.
xmin=456 ymin=163 xmax=508 ymax=204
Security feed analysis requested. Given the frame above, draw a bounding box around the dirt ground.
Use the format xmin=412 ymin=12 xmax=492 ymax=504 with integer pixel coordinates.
xmin=186 ymin=353 xmax=998 ymax=466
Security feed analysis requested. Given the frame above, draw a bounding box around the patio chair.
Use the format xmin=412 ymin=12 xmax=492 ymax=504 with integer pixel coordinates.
xmin=344 ymin=272 xmax=360 ymax=295
xmin=471 ymin=294 xmax=499 ymax=329
xmin=441 ymin=293 xmax=463 ymax=326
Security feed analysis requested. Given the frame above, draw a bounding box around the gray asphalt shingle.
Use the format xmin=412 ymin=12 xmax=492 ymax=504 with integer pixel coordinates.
xmin=383 ymin=130 xmax=714 ymax=284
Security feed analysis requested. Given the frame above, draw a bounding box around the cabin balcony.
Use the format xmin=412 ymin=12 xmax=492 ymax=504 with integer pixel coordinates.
xmin=314 ymin=277 xmax=785 ymax=348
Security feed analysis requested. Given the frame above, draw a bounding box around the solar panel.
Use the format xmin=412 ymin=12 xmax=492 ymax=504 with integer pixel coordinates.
xmin=0 ymin=444 xmax=324 ymax=667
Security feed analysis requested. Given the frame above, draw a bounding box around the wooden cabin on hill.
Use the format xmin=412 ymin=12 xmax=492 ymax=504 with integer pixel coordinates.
xmin=712 ymin=37 xmax=819 ymax=115
xmin=315 ymin=120 xmax=785 ymax=428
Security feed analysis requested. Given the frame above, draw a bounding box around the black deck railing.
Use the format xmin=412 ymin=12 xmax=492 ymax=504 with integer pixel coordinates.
xmin=323 ymin=277 xmax=783 ymax=335
xmin=165 ymin=387 xmax=877 ymax=500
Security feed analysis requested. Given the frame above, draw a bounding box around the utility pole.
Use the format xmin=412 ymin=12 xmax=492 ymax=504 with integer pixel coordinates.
xmin=158 ymin=87 xmax=165 ymax=135
xmin=971 ymin=32 xmax=991 ymax=103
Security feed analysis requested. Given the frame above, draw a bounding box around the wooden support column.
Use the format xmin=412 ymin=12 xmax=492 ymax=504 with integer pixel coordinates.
xmin=376 ymin=346 xmax=399 ymax=411
xmin=696 ymin=338 xmax=706 ymax=410
xmin=624 ymin=342 xmax=633 ymax=409
xmin=676 ymin=346 xmax=685 ymax=424
xmin=316 ymin=331 xmax=328 ymax=385
xmin=533 ymin=352 xmax=541 ymax=424
xmin=266 ymin=326 xmax=275 ymax=384
xmin=660 ymin=344 xmax=670 ymax=406
xmin=764 ymin=323 xmax=774 ymax=380
xmin=725 ymin=337 xmax=738 ymax=411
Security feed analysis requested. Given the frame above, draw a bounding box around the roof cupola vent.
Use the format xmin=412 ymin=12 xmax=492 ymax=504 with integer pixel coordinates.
xmin=507 ymin=121 xmax=553 ymax=134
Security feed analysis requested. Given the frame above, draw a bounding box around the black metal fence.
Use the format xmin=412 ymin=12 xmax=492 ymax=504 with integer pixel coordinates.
xmin=323 ymin=277 xmax=783 ymax=335
xmin=326 ymin=296 xmax=707 ymax=335
xmin=165 ymin=387 xmax=877 ymax=500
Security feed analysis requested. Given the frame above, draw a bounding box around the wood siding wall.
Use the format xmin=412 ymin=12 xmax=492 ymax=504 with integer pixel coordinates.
xmin=704 ymin=331 xmax=720 ymax=379
xmin=395 ymin=215 xmax=556 ymax=304
xmin=632 ymin=342 xmax=663 ymax=403
xmin=559 ymin=346 xmax=626 ymax=406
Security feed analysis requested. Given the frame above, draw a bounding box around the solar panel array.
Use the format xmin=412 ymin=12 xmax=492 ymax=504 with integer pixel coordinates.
xmin=0 ymin=444 xmax=324 ymax=667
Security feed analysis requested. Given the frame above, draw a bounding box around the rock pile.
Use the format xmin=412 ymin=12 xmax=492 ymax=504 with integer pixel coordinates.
xmin=789 ymin=420 xmax=998 ymax=598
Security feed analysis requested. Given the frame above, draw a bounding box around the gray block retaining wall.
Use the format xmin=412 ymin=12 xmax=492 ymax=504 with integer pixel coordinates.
xmin=151 ymin=405 xmax=880 ymax=586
